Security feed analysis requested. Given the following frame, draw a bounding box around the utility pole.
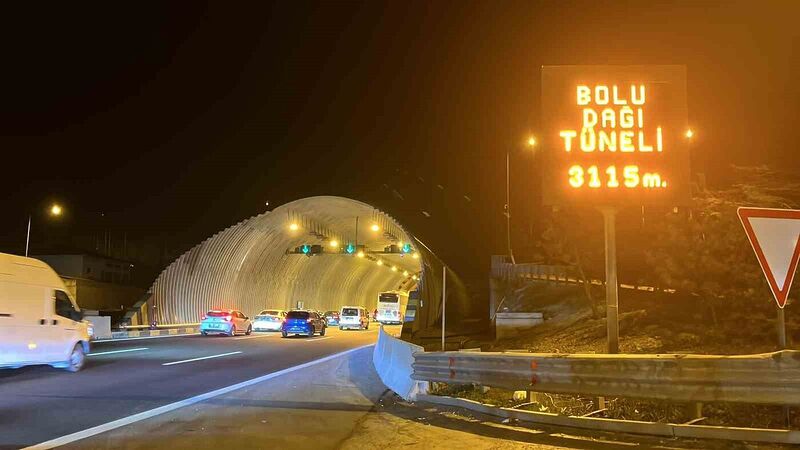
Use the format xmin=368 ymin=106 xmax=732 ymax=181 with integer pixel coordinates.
xmin=441 ymin=265 xmax=447 ymax=351
xmin=506 ymin=151 xmax=515 ymax=264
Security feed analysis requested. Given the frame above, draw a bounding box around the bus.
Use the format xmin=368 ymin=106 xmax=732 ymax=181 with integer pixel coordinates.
xmin=375 ymin=290 xmax=409 ymax=325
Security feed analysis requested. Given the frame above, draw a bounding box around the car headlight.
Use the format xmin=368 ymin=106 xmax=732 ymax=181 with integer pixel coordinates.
xmin=87 ymin=323 xmax=95 ymax=337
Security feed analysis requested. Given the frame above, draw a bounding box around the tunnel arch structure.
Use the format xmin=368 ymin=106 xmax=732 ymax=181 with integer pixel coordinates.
xmin=148 ymin=196 xmax=463 ymax=333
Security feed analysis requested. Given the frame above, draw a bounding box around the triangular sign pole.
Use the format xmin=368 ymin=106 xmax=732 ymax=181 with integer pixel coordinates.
xmin=737 ymin=207 xmax=800 ymax=309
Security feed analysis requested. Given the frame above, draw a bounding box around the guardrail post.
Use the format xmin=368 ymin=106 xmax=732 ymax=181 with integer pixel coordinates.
xmin=693 ymin=402 xmax=703 ymax=419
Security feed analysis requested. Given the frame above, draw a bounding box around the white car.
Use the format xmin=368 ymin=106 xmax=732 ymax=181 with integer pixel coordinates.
xmin=252 ymin=309 xmax=286 ymax=332
xmin=200 ymin=309 xmax=252 ymax=336
xmin=0 ymin=253 xmax=92 ymax=372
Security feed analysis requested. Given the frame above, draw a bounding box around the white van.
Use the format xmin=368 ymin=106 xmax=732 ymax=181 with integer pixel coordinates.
xmin=0 ymin=253 xmax=91 ymax=372
xmin=339 ymin=306 xmax=369 ymax=330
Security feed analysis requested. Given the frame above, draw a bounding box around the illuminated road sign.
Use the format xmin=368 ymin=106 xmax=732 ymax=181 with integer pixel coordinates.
xmin=541 ymin=65 xmax=690 ymax=206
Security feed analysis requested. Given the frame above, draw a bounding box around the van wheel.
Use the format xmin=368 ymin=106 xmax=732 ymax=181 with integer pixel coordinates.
xmin=245 ymin=325 xmax=252 ymax=335
xmin=65 ymin=344 xmax=85 ymax=372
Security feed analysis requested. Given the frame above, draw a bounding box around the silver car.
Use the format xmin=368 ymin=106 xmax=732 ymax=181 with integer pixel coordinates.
xmin=200 ymin=309 xmax=252 ymax=336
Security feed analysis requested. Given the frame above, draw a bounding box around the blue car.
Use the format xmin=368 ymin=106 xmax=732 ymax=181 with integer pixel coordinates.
xmin=281 ymin=310 xmax=326 ymax=338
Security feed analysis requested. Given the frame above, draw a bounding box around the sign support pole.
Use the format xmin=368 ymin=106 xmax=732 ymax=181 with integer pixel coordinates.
xmin=600 ymin=207 xmax=619 ymax=354
xmin=777 ymin=306 xmax=787 ymax=349
xmin=441 ymin=265 xmax=447 ymax=351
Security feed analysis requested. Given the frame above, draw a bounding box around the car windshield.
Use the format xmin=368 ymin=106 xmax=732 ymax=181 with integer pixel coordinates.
xmin=342 ymin=308 xmax=359 ymax=316
xmin=286 ymin=311 xmax=310 ymax=319
xmin=206 ymin=311 xmax=229 ymax=317
xmin=259 ymin=310 xmax=280 ymax=316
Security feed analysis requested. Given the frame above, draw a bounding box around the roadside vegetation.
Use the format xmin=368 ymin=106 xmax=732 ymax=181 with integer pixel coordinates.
xmin=433 ymin=166 xmax=800 ymax=430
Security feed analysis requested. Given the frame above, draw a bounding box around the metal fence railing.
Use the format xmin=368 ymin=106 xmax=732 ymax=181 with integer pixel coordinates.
xmin=412 ymin=350 xmax=800 ymax=405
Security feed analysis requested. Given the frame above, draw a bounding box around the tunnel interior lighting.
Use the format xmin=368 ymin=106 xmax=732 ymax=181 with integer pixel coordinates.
xmin=377 ymin=260 xmax=383 ymax=266
xmin=403 ymin=270 xmax=409 ymax=276
xmin=412 ymin=275 xmax=418 ymax=280
xmin=371 ymin=223 xmax=380 ymax=232
xmin=685 ymin=129 xmax=694 ymax=139
xmin=289 ymin=222 xmax=299 ymax=231
xmin=357 ymin=250 xmax=365 ymax=258
xmin=391 ymin=266 xmax=398 ymax=272
xmin=329 ymin=240 xmax=339 ymax=248
xmin=412 ymin=252 xmax=419 ymax=259
xmin=50 ymin=204 xmax=63 ymax=216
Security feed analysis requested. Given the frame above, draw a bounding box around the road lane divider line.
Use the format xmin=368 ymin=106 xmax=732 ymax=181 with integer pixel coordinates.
xmin=23 ymin=344 xmax=374 ymax=450
xmin=88 ymin=348 xmax=149 ymax=357
xmin=301 ymin=337 xmax=331 ymax=342
xmin=162 ymin=351 xmax=242 ymax=366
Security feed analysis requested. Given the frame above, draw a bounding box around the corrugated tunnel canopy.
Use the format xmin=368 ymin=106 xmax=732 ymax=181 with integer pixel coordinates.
xmin=149 ymin=196 xmax=456 ymax=332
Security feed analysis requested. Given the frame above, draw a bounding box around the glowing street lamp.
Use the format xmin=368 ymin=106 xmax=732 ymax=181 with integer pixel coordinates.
xmin=685 ymin=129 xmax=694 ymax=139
xmin=26 ymin=203 xmax=64 ymax=257
xmin=289 ymin=222 xmax=299 ymax=231
xmin=370 ymin=223 xmax=380 ymax=232
xmin=329 ymin=240 xmax=339 ymax=249
xmin=527 ymin=136 xmax=537 ymax=147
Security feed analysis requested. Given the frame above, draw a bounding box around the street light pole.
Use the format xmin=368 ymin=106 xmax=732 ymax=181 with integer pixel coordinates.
xmin=25 ymin=215 xmax=31 ymax=257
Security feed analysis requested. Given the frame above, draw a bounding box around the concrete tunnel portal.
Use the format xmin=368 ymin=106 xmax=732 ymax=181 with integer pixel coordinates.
xmin=147 ymin=196 xmax=464 ymax=336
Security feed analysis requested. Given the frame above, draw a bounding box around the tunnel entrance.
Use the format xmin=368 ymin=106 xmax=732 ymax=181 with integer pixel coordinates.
xmin=147 ymin=196 xmax=459 ymax=335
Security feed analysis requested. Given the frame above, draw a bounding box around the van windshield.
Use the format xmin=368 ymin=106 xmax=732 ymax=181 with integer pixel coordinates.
xmin=342 ymin=308 xmax=359 ymax=316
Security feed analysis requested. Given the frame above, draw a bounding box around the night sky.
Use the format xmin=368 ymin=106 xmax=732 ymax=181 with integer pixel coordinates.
xmin=1 ymin=1 xmax=798 ymax=282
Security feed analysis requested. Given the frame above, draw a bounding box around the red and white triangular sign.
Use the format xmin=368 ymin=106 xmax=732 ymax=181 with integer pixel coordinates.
xmin=737 ymin=207 xmax=800 ymax=308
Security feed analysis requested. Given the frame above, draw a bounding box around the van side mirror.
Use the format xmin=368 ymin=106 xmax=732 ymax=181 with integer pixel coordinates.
xmin=71 ymin=310 xmax=84 ymax=321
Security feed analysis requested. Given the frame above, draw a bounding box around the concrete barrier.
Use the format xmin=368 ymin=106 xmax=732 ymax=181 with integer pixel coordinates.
xmin=98 ymin=327 xmax=199 ymax=340
xmin=373 ymin=326 xmax=428 ymax=401
xmin=85 ymin=315 xmax=112 ymax=340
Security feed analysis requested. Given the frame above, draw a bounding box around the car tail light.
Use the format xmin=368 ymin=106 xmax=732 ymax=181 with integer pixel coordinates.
xmin=306 ymin=318 xmax=313 ymax=323
xmin=224 ymin=315 xmax=232 ymax=322
xmin=201 ymin=315 xmax=207 ymax=320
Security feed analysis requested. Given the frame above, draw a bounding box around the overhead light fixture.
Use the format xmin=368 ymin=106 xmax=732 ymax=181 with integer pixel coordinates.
xmin=357 ymin=250 xmax=365 ymax=258
xmin=391 ymin=266 xmax=398 ymax=272
xmin=371 ymin=223 xmax=380 ymax=232
xmin=289 ymin=223 xmax=299 ymax=231
xmin=377 ymin=260 xmax=383 ymax=266
xmin=329 ymin=240 xmax=339 ymax=248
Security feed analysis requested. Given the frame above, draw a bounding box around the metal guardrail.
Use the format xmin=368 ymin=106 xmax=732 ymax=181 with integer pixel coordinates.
xmin=412 ymin=350 xmax=800 ymax=405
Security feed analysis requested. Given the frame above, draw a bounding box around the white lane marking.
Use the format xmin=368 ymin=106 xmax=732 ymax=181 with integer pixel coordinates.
xmin=23 ymin=344 xmax=373 ymax=450
xmin=88 ymin=348 xmax=148 ymax=357
xmin=162 ymin=351 xmax=242 ymax=366
xmin=94 ymin=333 xmax=198 ymax=343
xmin=233 ymin=334 xmax=280 ymax=340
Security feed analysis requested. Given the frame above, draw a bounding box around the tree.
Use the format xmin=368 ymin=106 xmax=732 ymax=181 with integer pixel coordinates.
xmin=644 ymin=166 xmax=800 ymax=324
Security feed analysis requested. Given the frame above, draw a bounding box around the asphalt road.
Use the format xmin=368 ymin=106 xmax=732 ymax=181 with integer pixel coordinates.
xmin=0 ymin=325 xmax=391 ymax=449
